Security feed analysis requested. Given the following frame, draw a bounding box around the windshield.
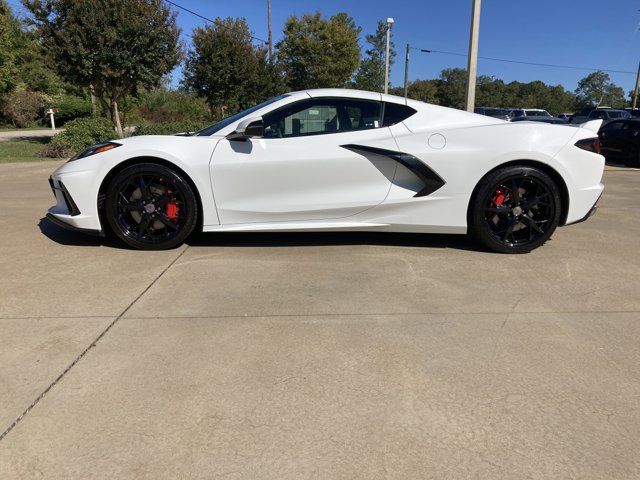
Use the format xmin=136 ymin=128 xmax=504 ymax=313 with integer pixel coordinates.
xmin=525 ymin=110 xmax=551 ymax=117
xmin=194 ymin=94 xmax=290 ymax=136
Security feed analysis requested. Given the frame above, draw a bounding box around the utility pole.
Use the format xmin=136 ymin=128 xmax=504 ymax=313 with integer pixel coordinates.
xmin=384 ymin=17 xmax=394 ymax=94
xmin=633 ymin=61 xmax=640 ymax=109
xmin=403 ymin=43 xmax=410 ymax=100
xmin=465 ymin=0 xmax=482 ymax=112
xmin=267 ymin=0 xmax=273 ymax=60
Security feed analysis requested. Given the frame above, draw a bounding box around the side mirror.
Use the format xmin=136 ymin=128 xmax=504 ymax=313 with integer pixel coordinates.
xmin=227 ymin=117 xmax=263 ymax=140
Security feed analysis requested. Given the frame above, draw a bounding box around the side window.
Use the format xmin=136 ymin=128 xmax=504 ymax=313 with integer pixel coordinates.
xmin=382 ymin=102 xmax=417 ymax=126
xmin=589 ymin=110 xmax=607 ymax=119
xmin=262 ymin=98 xmax=382 ymax=138
xmin=602 ymin=121 xmax=624 ymax=134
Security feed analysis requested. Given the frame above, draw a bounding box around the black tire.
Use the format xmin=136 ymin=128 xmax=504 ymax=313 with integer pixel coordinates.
xmin=469 ymin=166 xmax=561 ymax=254
xmin=105 ymin=163 xmax=198 ymax=250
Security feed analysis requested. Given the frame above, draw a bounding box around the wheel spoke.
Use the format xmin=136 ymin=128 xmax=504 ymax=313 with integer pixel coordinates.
xmin=137 ymin=214 xmax=152 ymax=236
xmin=154 ymin=194 xmax=169 ymax=207
xmin=156 ymin=212 xmax=179 ymax=230
xmin=485 ymin=206 xmax=511 ymax=215
xmin=139 ymin=176 xmax=151 ymax=201
xmin=510 ymin=178 xmax=521 ymax=205
xmin=502 ymin=218 xmax=517 ymax=242
xmin=120 ymin=201 xmax=143 ymax=211
xmin=523 ymin=193 xmax=550 ymax=209
xmin=521 ymin=215 xmax=544 ymax=234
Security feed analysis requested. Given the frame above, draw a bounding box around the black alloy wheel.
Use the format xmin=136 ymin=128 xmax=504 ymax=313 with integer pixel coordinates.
xmin=105 ymin=163 xmax=198 ymax=250
xmin=469 ymin=166 xmax=561 ymax=253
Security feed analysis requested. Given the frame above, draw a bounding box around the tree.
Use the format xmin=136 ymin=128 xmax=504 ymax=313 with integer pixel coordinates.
xmin=0 ymin=0 xmax=21 ymax=95
xmin=277 ymin=12 xmax=361 ymax=90
xmin=182 ymin=18 xmax=283 ymax=117
xmin=353 ymin=20 xmax=395 ymax=92
xmin=575 ymin=71 xmax=627 ymax=108
xmin=24 ymin=0 xmax=181 ymax=137
xmin=436 ymin=68 xmax=468 ymax=109
xmin=389 ymin=79 xmax=438 ymax=104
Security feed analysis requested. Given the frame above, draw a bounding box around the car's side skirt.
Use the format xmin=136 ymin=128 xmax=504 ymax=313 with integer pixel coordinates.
xmin=201 ymin=221 xmax=466 ymax=235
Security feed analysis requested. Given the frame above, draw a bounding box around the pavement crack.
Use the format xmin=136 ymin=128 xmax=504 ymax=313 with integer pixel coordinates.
xmin=0 ymin=245 xmax=189 ymax=443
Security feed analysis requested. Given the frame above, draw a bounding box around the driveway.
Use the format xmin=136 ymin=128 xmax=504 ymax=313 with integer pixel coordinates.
xmin=0 ymin=161 xmax=639 ymax=479
xmin=0 ymin=129 xmax=61 ymax=142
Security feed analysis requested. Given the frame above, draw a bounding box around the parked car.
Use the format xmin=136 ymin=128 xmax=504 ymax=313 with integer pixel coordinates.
xmin=598 ymin=118 xmax=640 ymax=167
xmin=509 ymin=109 xmax=567 ymax=124
xmin=557 ymin=113 xmax=573 ymax=121
xmin=570 ymin=107 xmax=630 ymax=124
xmin=46 ymin=88 xmax=605 ymax=254
xmin=474 ymin=107 xmax=511 ymax=121
xmin=623 ymin=108 xmax=640 ymax=118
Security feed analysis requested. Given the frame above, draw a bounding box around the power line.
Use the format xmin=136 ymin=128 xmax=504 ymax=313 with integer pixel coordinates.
xmin=164 ymin=0 xmax=268 ymax=45
xmin=412 ymin=47 xmax=636 ymax=75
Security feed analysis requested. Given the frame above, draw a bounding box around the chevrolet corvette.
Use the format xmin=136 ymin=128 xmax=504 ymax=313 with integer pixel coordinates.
xmin=46 ymin=89 xmax=604 ymax=253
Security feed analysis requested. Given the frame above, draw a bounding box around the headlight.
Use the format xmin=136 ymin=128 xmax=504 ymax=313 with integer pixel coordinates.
xmin=69 ymin=142 xmax=121 ymax=162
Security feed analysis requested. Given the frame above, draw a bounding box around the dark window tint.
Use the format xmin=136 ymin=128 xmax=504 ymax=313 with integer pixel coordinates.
xmin=262 ymin=98 xmax=382 ymax=138
xmin=382 ymin=102 xmax=417 ymax=126
xmin=589 ymin=110 xmax=608 ymax=119
xmin=602 ymin=121 xmax=625 ymax=134
xmin=609 ymin=110 xmax=631 ymax=119
xmin=576 ymin=108 xmax=592 ymax=116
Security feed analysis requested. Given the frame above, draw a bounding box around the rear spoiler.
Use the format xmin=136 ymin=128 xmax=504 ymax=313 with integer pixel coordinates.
xmin=580 ymin=119 xmax=603 ymax=134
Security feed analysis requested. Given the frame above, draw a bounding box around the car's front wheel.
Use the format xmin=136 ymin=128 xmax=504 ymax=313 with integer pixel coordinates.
xmin=469 ymin=166 xmax=561 ymax=254
xmin=105 ymin=163 xmax=198 ymax=250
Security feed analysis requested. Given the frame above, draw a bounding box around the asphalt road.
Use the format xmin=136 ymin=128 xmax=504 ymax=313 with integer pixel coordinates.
xmin=0 ymin=160 xmax=639 ymax=479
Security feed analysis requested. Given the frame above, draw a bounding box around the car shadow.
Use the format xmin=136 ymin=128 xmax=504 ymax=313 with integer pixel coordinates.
xmin=37 ymin=217 xmax=125 ymax=249
xmin=11 ymin=136 xmax=52 ymax=144
xmin=39 ymin=217 xmax=486 ymax=252
xmin=186 ymin=230 xmax=486 ymax=252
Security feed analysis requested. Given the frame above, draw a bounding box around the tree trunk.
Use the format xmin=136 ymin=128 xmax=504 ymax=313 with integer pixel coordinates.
xmin=110 ymin=96 xmax=124 ymax=138
xmin=89 ymin=84 xmax=97 ymax=115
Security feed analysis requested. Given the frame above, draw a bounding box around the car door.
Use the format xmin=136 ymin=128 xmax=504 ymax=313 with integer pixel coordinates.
xmin=210 ymin=97 xmax=399 ymax=225
xmin=599 ymin=121 xmax=626 ymax=155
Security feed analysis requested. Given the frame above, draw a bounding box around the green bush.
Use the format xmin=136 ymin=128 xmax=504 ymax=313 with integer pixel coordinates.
xmin=133 ymin=120 xmax=209 ymax=136
xmin=129 ymin=88 xmax=211 ymax=124
xmin=2 ymin=90 xmax=43 ymax=127
xmin=42 ymin=116 xmax=115 ymax=157
xmin=51 ymin=94 xmax=92 ymax=126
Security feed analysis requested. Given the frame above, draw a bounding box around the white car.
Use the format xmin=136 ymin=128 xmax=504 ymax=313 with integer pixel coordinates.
xmin=47 ymin=89 xmax=605 ymax=253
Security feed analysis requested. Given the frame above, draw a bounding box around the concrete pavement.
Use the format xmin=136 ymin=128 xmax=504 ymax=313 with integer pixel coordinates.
xmin=0 ymin=160 xmax=639 ymax=479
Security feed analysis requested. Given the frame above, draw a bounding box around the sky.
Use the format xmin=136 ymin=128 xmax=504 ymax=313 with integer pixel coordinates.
xmin=8 ymin=0 xmax=640 ymax=95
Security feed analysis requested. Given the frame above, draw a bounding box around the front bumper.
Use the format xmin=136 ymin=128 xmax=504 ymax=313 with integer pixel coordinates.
xmin=47 ymin=175 xmax=103 ymax=236
xmin=45 ymin=212 xmax=104 ymax=236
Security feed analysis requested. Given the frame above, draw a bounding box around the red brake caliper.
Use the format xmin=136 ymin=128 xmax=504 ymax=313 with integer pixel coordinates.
xmin=488 ymin=188 xmax=505 ymax=222
xmin=165 ymin=189 xmax=180 ymax=222
xmin=492 ymin=188 xmax=506 ymax=208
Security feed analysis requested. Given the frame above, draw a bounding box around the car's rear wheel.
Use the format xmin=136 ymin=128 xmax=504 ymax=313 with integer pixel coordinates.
xmin=469 ymin=166 xmax=561 ymax=253
xmin=105 ymin=163 xmax=198 ymax=250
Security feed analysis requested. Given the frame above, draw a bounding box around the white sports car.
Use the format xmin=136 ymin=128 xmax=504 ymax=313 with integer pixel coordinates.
xmin=46 ymin=89 xmax=604 ymax=253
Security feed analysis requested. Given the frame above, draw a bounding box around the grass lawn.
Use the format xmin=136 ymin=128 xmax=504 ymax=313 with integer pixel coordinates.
xmin=0 ymin=138 xmax=57 ymax=163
